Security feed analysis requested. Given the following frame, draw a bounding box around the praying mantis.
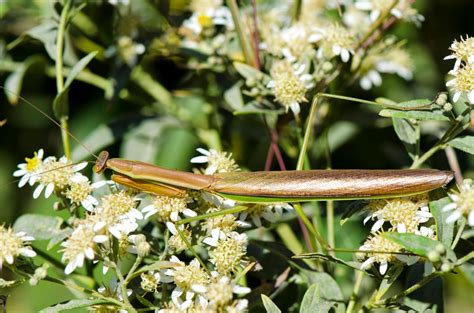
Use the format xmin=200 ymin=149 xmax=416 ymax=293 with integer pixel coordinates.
xmin=96 ymin=150 xmax=454 ymax=203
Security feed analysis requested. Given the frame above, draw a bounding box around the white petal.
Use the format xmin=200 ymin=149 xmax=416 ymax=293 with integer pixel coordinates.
xmin=360 ymin=257 xmax=374 ymax=270
xmin=44 ymin=183 xmax=55 ymax=198
xmin=379 ymin=261 xmax=388 ymax=275
xmin=340 ymin=49 xmax=350 ymax=62
xmin=33 ymin=184 xmax=45 ymax=199
xmin=170 ymin=211 xmax=179 ymax=222
xmin=20 ymin=248 xmax=36 ymax=258
xmin=13 ymin=169 xmax=27 ymax=177
xmin=397 ymin=223 xmax=407 ymax=233
xmin=183 ymin=209 xmax=197 ymax=217
xmin=94 ymin=235 xmax=109 ymax=243
xmin=233 ymin=285 xmax=251 ymax=294
xmin=191 ymin=284 xmax=207 ymax=293
xmin=452 ymin=91 xmax=461 ymax=103
xmin=166 ymin=222 xmax=178 ymax=235
xmin=73 ymin=161 xmax=88 ymax=172
xmin=468 ymin=211 xmax=474 ymax=226
xmin=5 ymin=254 xmax=14 ymax=264
xmin=442 ymin=203 xmax=457 ymax=212
xmin=468 ymin=90 xmax=474 ymax=104
xmin=371 ymin=219 xmax=385 ymax=232
xmin=190 ymin=156 xmax=209 ymax=163
xmin=446 ymin=211 xmax=462 ymax=224
xmin=85 ymin=248 xmax=95 ymax=260
xmin=363 ymin=215 xmax=372 ymax=225
xmin=64 ymin=262 xmax=76 ymax=274
xmin=18 ymin=175 xmax=30 ymax=188
xmin=252 ymin=215 xmax=262 ymax=227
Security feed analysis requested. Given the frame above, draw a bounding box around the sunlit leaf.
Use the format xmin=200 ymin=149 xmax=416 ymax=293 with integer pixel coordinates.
xmin=261 ymin=294 xmax=281 ymax=313
xmin=448 ymin=136 xmax=474 ymax=154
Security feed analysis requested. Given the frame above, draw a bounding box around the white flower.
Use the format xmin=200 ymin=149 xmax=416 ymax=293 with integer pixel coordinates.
xmin=444 ymin=36 xmax=474 ymax=71
xmin=61 ymin=224 xmax=108 ymax=274
xmin=13 ymin=149 xmax=44 ymax=188
xmin=0 ymin=226 xmax=36 ymax=270
xmin=191 ymin=148 xmax=239 ymax=175
xmin=359 ymin=232 xmax=403 ymax=275
xmin=311 ymin=23 xmax=355 ymax=63
xmin=63 ymin=173 xmax=107 ymax=211
xmin=142 ymin=194 xmax=196 ymax=222
xmin=161 ymin=256 xmax=210 ymax=309
xmin=442 ymin=180 xmax=474 ymax=226
xmin=31 ymin=156 xmax=88 ymax=199
xmin=446 ymin=63 xmax=474 ymax=104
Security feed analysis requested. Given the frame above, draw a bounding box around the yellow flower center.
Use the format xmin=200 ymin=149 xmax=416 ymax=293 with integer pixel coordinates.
xmin=25 ymin=152 xmax=42 ymax=172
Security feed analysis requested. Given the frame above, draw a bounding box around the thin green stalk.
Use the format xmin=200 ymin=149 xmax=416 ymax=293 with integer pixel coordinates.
xmin=378 ymin=272 xmax=439 ymax=305
xmin=125 ymin=256 xmax=144 ymax=285
xmin=290 ymin=0 xmax=302 ymax=22
xmin=226 ymin=0 xmax=256 ymax=67
xmin=56 ymin=0 xmax=73 ymax=159
xmin=176 ymin=205 xmax=249 ymax=225
xmin=114 ymin=264 xmax=137 ymax=312
xmin=326 ymin=200 xmax=335 ymax=254
xmin=294 ymin=96 xmax=328 ymax=250
xmin=175 ymin=225 xmax=211 ymax=275
xmin=451 ymin=219 xmax=466 ymax=249
xmin=346 ymin=271 xmax=364 ymax=313
xmin=34 ymin=247 xmax=65 ymax=270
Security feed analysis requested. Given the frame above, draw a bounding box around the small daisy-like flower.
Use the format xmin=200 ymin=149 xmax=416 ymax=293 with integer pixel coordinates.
xmin=62 ymin=174 xmax=106 ymax=211
xmin=445 ymin=36 xmax=474 ymax=71
xmin=33 ymin=156 xmax=88 ymax=199
xmin=359 ymin=232 xmax=404 ymax=275
xmin=92 ymin=190 xmax=143 ymax=239
xmin=61 ymin=224 xmax=108 ymax=274
xmin=267 ymin=60 xmax=314 ymax=116
xmin=13 ymin=149 xmax=44 ymax=187
xmin=142 ymin=194 xmax=196 ymax=222
xmin=442 ymin=179 xmax=474 ymax=226
xmin=263 ymin=23 xmax=315 ymax=62
xmin=161 ymin=256 xmax=210 ymax=310
xmin=239 ymin=203 xmax=293 ymax=227
xmin=141 ymin=271 xmax=161 ymax=293
xmin=364 ymin=196 xmax=432 ymax=234
xmin=207 ymin=231 xmax=248 ymax=275
xmin=182 ymin=0 xmax=233 ymax=35
xmin=0 ymin=225 xmax=36 ymax=270
xmin=166 ymin=222 xmax=192 ymax=253
xmin=191 ymin=148 xmax=239 ymax=175
xmin=311 ymin=23 xmax=355 ymax=63
xmin=446 ymin=62 xmax=474 ymax=104
xmin=206 ymin=272 xmax=250 ymax=311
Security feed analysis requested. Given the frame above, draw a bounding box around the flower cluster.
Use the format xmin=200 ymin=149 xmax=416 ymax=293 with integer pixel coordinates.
xmin=446 ymin=36 xmax=474 ymax=103
xmin=359 ymin=195 xmax=435 ymax=274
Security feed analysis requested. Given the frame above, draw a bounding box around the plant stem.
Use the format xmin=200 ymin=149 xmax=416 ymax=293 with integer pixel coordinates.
xmin=114 ymin=263 xmax=137 ymax=312
xmin=56 ymin=0 xmax=72 ymax=159
xmin=346 ymin=271 xmax=364 ymax=313
xmin=451 ymin=218 xmax=466 ymax=249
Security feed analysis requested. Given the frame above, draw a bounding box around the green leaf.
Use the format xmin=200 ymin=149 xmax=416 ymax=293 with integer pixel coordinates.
xmin=448 ymin=136 xmax=474 ymax=154
xmin=233 ymin=62 xmax=264 ymax=80
xmin=392 ymin=118 xmax=418 ymax=159
xmin=379 ymin=109 xmax=450 ymax=121
xmin=64 ymin=51 xmax=97 ymax=89
xmin=13 ymin=214 xmax=71 ymax=242
xmin=25 ymin=21 xmax=58 ymax=62
xmin=300 ymin=284 xmax=331 ymax=313
xmin=4 ymin=56 xmax=45 ymax=105
xmin=430 ymin=196 xmax=454 ymax=246
xmin=52 ymin=89 xmax=69 ymax=119
xmin=261 ymin=294 xmax=281 ymax=313
xmin=304 ymin=272 xmax=345 ymax=312
xmin=121 ymin=117 xmax=179 ymax=164
xmin=382 ymin=233 xmax=455 ymax=261
xmin=234 ymin=100 xmax=284 ymax=115
xmin=395 ymin=99 xmax=432 ymax=110
xmin=39 ymin=299 xmax=111 ymax=313
xmin=224 ymin=82 xmax=245 ymax=111
xmin=375 ymin=97 xmax=397 ymax=106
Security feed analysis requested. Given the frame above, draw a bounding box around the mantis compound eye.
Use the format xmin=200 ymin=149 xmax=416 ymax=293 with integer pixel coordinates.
xmin=95 ymin=150 xmax=110 ymax=174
